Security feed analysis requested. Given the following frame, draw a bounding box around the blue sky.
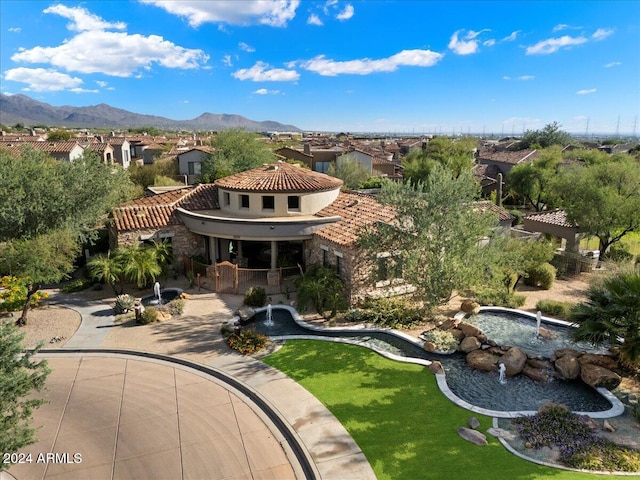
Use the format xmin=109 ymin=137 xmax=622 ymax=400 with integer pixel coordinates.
xmin=1 ymin=1 xmax=638 ymax=134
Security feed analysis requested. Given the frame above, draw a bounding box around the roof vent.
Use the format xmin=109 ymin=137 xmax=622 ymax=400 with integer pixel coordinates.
xmin=265 ymin=165 xmax=279 ymax=171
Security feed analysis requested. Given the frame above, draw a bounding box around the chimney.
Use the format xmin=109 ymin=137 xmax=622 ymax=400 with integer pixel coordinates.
xmin=30 ymin=129 xmax=36 ymax=136
xmin=303 ymin=143 xmax=311 ymax=155
xmin=95 ymin=135 xmax=104 ymax=143
xmin=497 ymin=173 xmax=503 ymax=207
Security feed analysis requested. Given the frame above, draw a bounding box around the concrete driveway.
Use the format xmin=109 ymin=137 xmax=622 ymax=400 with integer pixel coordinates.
xmin=6 ymin=355 xmax=300 ymax=480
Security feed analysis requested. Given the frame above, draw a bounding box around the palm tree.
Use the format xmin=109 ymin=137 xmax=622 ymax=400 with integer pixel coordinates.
xmin=87 ymin=251 xmax=124 ymax=295
xmin=118 ymin=245 xmax=162 ymax=289
xmin=571 ymin=271 xmax=640 ymax=368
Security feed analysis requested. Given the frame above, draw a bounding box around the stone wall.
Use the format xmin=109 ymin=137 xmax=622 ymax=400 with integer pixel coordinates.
xmin=111 ymin=224 xmax=205 ymax=272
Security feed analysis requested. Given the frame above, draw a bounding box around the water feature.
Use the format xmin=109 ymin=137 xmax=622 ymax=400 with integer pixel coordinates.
xmin=535 ymin=310 xmax=542 ymax=338
xmin=265 ymin=304 xmax=273 ymax=327
xmin=141 ymin=287 xmax=183 ymax=306
xmin=154 ymin=282 xmax=162 ymax=305
xmin=498 ymin=363 xmax=507 ymax=385
xmin=243 ymin=307 xmax=613 ymax=413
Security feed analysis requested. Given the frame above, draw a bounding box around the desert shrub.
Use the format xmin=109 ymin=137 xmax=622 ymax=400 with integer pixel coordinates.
xmin=422 ymin=329 xmax=458 ymax=351
xmin=536 ymin=299 xmax=573 ymax=320
xmin=0 ymin=276 xmax=48 ymax=312
xmin=244 ymin=286 xmax=267 ymax=307
xmin=524 ymin=262 xmax=556 ymax=289
xmin=509 ymin=209 xmax=523 ymax=225
xmin=512 ymin=404 xmax=640 ymax=472
xmin=168 ymin=299 xmax=185 ymax=316
xmin=226 ymin=329 xmax=268 ymax=354
xmin=355 ymin=297 xmax=423 ymax=328
xmin=61 ymin=278 xmax=94 ymax=293
xmin=113 ymin=294 xmax=135 ymax=315
xmin=473 ymin=289 xmax=526 ymax=308
xmin=606 ymin=244 xmax=634 ymax=263
xmin=138 ymin=306 xmax=158 ymax=325
xmin=295 ymin=264 xmax=347 ymax=318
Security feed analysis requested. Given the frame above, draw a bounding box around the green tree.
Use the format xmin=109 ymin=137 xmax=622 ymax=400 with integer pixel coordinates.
xmin=128 ymin=157 xmax=179 ymax=190
xmin=327 ymin=155 xmax=371 ymax=189
xmin=295 ymin=264 xmax=347 ymax=318
xmin=0 ymin=321 xmax=50 ymax=462
xmin=570 ymin=271 xmax=640 ymax=368
xmin=46 ymin=129 xmax=74 ymax=141
xmin=519 ymin=121 xmax=573 ymax=149
xmin=358 ymin=165 xmax=497 ymax=310
xmin=554 ymin=157 xmax=640 ymax=257
xmin=201 ymin=129 xmax=275 ymax=181
xmin=402 ymin=137 xmax=477 ymax=184
xmin=507 ymin=146 xmax=562 ymax=211
xmin=87 ymin=251 xmax=125 ymax=295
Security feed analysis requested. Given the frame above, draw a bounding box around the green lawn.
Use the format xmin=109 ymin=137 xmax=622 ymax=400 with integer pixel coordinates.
xmin=580 ymin=233 xmax=640 ymax=256
xmin=264 ymin=340 xmax=633 ymax=480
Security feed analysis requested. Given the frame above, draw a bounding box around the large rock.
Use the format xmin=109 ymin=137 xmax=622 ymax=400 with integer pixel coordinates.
xmin=466 ymin=350 xmax=500 ymax=372
xmin=467 ymin=417 xmax=480 ymax=429
xmin=457 ymin=427 xmax=487 ymax=446
xmin=522 ymin=365 xmax=549 ymax=383
xmin=237 ymin=306 xmax=255 ymax=322
xmin=428 ymin=361 xmax=444 ymax=375
xmin=501 ymin=347 xmax=527 ymax=376
xmin=440 ymin=318 xmax=461 ymax=330
xmin=449 ymin=328 xmax=465 ymax=342
xmin=552 ymin=348 xmax=581 ymax=360
xmin=458 ymin=322 xmax=484 ymax=338
xmin=555 ymin=355 xmax=580 ymax=380
xmin=460 ymin=299 xmax=481 ymax=314
xmin=487 ymin=427 xmax=516 ymax=441
xmin=579 ymin=354 xmax=619 ymax=371
xmin=580 ymin=364 xmax=622 ymax=389
xmin=460 ymin=336 xmax=481 ymax=353
xmin=423 ymin=341 xmax=437 ymax=353
xmin=527 ymin=358 xmax=554 ymax=370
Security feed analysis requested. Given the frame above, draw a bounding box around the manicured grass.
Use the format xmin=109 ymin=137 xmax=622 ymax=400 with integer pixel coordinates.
xmin=581 ymin=234 xmax=640 ymax=256
xmin=264 ymin=340 xmax=614 ymax=480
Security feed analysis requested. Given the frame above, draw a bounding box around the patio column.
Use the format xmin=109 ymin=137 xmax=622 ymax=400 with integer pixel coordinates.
xmin=270 ymin=240 xmax=278 ymax=271
xmin=237 ymin=240 xmax=243 ymax=259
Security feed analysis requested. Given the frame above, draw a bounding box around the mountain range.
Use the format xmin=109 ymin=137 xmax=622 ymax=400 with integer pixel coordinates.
xmin=0 ymin=94 xmax=301 ymax=132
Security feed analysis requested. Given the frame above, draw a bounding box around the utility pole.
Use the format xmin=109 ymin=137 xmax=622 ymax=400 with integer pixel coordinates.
xmin=585 ymin=118 xmax=590 ymax=137
xmin=632 ymin=115 xmax=638 ymax=139
xmin=615 ymin=115 xmax=620 ymax=138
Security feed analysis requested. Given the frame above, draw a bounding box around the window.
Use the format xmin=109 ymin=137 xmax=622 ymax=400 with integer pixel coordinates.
xmin=240 ymin=194 xmax=250 ymax=209
xmin=322 ymin=249 xmax=328 ymax=267
xmin=262 ymin=195 xmax=275 ymax=210
xmin=287 ymin=195 xmax=300 ymax=211
xmin=335 ymin=255 xmax=341 ymax=275
xmin=315 ymin=162 xmax=330 ymax=173
xmin=188 ymin=162 xmax=201 ymax=175
xmin=377 ymin=257 xmax=389 ymax=281
xmin=223 ymin=192 xmax=230 ymax=206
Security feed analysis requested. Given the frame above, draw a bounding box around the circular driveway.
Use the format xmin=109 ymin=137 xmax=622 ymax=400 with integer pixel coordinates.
xmin=7 ymin=354 xmax=299 ymax=480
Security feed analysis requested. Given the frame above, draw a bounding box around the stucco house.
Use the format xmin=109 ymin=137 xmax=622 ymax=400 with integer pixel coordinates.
xmin=110 ymin=161 xmax=395 ymax=300
xmin=177 ymin=146 xmax=213 ymax=184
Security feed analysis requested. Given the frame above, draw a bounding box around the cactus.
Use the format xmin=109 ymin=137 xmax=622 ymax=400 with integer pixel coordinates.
xmin=114 ymin=294 xmax=135 ymax=314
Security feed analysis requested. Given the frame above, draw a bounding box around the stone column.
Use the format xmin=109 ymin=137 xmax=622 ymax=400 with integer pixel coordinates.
xmin=270 ymin=240 xmax=278 ymax=270
xmin=267 ymin=240 xmax=279 ymax=287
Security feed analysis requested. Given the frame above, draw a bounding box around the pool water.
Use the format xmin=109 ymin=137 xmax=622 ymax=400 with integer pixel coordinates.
xmin=246 ymin=309 xmax=612 ymax=413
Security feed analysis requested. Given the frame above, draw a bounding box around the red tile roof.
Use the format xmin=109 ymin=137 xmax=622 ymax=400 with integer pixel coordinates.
xmin=0 ymin=140 xmax=82 ymax=153
xmin=214 ymin=161 xmax=343 ymax=193
xmin=524 ymin=209 xmax=577 ymax=228
xmin=314 ymin=191 xmax=395 ymax=246
xmin=474 ymin=201 xmax=515 ymax=223
xmin=478 ymin=149 xmax=538 ymax=165
xmin=112 ymin=184 xmax=218 ymax=231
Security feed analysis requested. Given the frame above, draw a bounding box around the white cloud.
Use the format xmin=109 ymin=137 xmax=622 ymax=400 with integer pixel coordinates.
xmin=604 ymin=61 xmax=621 ymax=68
xmin=483 ymin=39 xmax=496 ymax=46
xmin=239 ymin=42 xmax=255 ymax=52
xmin=139 ymin=0 xmax=300 ymax=27
xmin=553 ymin=24 xmax=570 ymax=31
xmin=297 ymin=49 xmax=443 ymax=76
xmin=525 ymin=35 xmax=587 ymax=55
xmin=336 ymin=4 xmax=354 ymax=21
xmin=307 ymin=13 xmax=323 ymax=26
xmin=4 ymin=67 xmax=97 ymax=93
xmin=465 ymin=29 xmax=490 ymax=40
xmin=577 ymin=88 xmax=596 ymax=95
xmin=44 ymin=4 xmax=126 ymax=31
xmin=232 ymin=61 xmax=299 ymax=81
xmin=518 ymin=75 xmax=535 ymax=80
xmin=222 ymin=54 xmax=233 ymax=66
xmin=503 ymin=76 xmax=511 ymax=80
xmin=96 ymin=80 xmax=108 ymax=87
xmin=183 ymin=100 xmax=189 ymax=103
xmin=448 ymin=30 xmax=480 ymax=55
xmin=501 ymin=30 xmax=519 ymax=42
xmin=8 ymin=27 xmax=21 ymax=33
xmin=592 ymin=28 xmax=613 ymax=40
xmin=12 ymin=30 xmax=208 ymax=77
xmin=253 ymin=88 xmax=280 ymax=95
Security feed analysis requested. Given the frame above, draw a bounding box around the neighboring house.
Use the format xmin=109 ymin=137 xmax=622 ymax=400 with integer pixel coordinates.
xmin=335 ymin=149 xmax=396 ymax=177
xmin=140 ymin=143 xmax=165 ymax=165
xmin=275 ymin=144 xmax=344 ymax=172
xmin=0 ymin=140 xmax=85 ymax=162
xmin=177 ymin=146 xmax=214 ymax=184
xmin=84 ymin=141 xmax=115 ymax=164
xmin=476 ymin=148 xmax=538 ymax=177
xmin=104 ymin=137 xmax=132 ymax=168
xmin=474 ymin=200 xmax=515 ymax=229
xmin=110 ymin=161 xmax=396 ymax=301
xmin=522 ymin=210 xmax=579 ymax=252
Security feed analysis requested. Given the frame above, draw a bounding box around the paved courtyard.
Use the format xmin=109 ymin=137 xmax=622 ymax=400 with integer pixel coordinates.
xmin=6 ymin=355 xmax=299 ymax=480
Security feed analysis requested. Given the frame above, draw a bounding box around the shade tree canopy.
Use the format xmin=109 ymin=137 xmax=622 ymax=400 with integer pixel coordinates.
xmin=402 ymin=136 xmax=477 ymax=184
xmin=507 ymin=146 xmax=562 ymax=212
xmin=519 ymin=121 xmax=573 ymax=149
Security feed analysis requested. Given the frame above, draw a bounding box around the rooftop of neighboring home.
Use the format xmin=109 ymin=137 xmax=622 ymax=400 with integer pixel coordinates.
xmin=0 ymin=140 xmax=82 ymax=153
xmin=474 ymin=200 xmax=515 ymax=223
xmin=477 ymin=148 xmax=538 ymax=165
xmin=523 ymin=209 xmax=577 ymax=228
xmin=214 ymin=161 xmax=343 ymax=193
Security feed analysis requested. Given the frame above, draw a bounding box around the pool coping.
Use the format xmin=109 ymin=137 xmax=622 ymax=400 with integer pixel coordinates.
xmin=239 ymin=305 xmax=625 ymax=419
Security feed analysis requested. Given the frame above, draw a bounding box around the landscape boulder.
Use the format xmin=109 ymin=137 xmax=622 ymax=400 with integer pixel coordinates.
xmin=487 ymin=427 xmax=516 ymax=441
xmin=579 ymin=354 xmax=619 ymax=371
xmin=449 ymin=328 xmax=465 ymax=342
xmin=460 ymin=299 xmax=481 ymax=314
xmin=555 ymin=355 xmax=580 ymax=380
xmin=237 ymin=306 xmax=255 ymax=322
xmin=580 ymin=364 xmax=621 ymax=390
xmin=423 ymin=341 xmax=437 ymax=353
xmin=602 ymin=420 xmax=615 ymax=433
xmin=458 ymin=322 xmax=484 ymax=338
xmin=522 ymin=365 xmax=549 ymax=383
xmin=467 ymin=417 xmax=480 ymax=429
xmin=439 ymin=318 xmax=461 ymax=330
xmin=537 ymin=326 xmax=557 ymax=340
xmin=527 ymin=359 xmax=554 ymax=370
xmin=460 ymin=336 xmax=481 ymax=353
xmin=466 ymin=350 xmax=500 ymax=372
xmin=428 ymin=361 xmax=445 ymax=375
xmin=552 ymin=348 xmax=581 ymax=361
xmin=501 ymin=347 xmax=527 ymax=376
xmin=457 ymin=427 xmax=487 ymax=446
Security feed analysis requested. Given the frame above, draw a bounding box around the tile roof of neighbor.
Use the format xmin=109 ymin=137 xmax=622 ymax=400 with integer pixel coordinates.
xmin=524 ymin=209 xmax=577 ymax=228
xmin=214 ymin=161 xmax=343 ymax=193
xmin=112 ymin=184 xmax=218 ymax=231
xmin=314 ymin=191 xmax=395 ymax=246
xmin=478 ymin=148 xmax=538 ymax=165
xmin=474 ymin=200 xmax=516 ymax=222
xmin=0 ymin=140 xmax=82 ymax=153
